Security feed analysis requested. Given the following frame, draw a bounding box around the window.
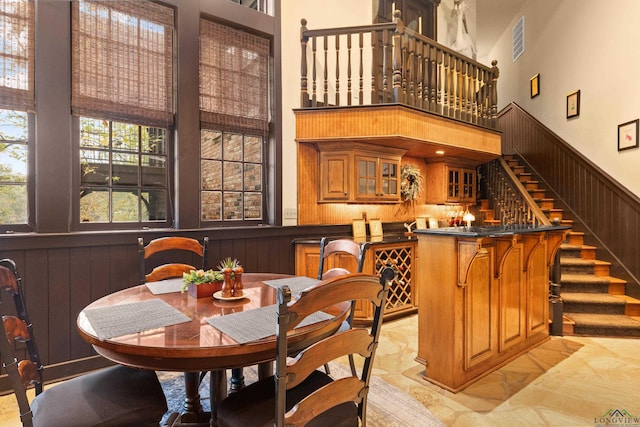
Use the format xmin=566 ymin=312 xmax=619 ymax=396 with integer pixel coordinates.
xmin=0 ymin=109 xmax=29 ymax=225
xmin=201 ymin=130 xmax=263 ymax=221
xmin=79 ymin=118 xmax=168 ymax=223
xmin=0 ymin=0 xmax=34 ymax=229
xmin=199 ymin=19 xmax=270 ymax=223
xmin=72 ymin=0 xmax=174 ymax=227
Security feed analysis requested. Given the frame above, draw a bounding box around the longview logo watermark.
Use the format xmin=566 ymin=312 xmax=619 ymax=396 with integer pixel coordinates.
xmin=594 ymin=409 xmax=640 ymax=427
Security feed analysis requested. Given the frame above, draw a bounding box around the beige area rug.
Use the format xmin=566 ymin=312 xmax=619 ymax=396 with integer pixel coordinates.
xmin=401 ymin=337 xmax=584 ymax=413
xmin=158 ymin=362 xmax=444 ymax=427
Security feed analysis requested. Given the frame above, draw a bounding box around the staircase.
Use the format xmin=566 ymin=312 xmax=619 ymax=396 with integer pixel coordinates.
xmin=484 ymin=155 xmax=640 ymax=337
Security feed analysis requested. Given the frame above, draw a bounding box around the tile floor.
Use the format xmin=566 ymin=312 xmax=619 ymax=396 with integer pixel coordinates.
xmin=1 ymin=314 xmax=639 ymax=426
xmin=370 ymin=315 xmax=640 ymax=426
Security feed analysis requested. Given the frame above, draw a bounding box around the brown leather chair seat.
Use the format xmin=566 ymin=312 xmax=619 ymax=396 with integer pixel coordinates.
xmin=29 ymin=365 xmax=167 ymax=427
xmin=217 ymin=371 xmax=358 ymax=427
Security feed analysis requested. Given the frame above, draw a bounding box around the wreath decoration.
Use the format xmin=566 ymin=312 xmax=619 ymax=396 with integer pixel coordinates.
xmin=400 ymin=164 xmax=424 ymax=202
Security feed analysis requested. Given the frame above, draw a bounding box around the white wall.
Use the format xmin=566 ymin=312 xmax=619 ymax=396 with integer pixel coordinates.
xmin=280 ymin=0 xmax=373 ymax=225
xmin=487 ymin=0 xmax=640 ymax=197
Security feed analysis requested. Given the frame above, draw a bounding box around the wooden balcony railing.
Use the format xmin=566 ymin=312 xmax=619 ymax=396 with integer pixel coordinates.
xmin=300 ymin=11 xmax=499 ymax=129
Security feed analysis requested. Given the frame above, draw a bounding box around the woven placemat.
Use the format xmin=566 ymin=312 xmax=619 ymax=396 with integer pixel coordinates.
xmin=262 ymin=276 xmax=321 ymax=295
xmin=84 ymin=298 xmax=191 ymax=341
xmin=205 ymin=304 xmax=332 ymax=344
xmin=146 ymin=278 xmax=184 ymax=295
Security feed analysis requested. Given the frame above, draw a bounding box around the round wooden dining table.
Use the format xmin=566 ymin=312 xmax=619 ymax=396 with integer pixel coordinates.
xmin=76 ymin=273 xmax=348 ymax=427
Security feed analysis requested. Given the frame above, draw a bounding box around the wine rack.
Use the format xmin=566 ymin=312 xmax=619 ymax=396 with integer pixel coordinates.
xmin=373 ymin=244 xmax=415 ymax=316
xmin=295 ymin=238 xmax=418 ymax=324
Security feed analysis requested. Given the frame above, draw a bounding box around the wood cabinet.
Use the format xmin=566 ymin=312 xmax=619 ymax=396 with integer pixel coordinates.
xmin=319 ymin=151 xmax=350 ymax=201
xmin=294 ymin=238 xmax=417 ymax=324
xmin=317 ymin=143 xmax=405 ymax=203
xmin=415 ymin=228 xmax=567 ymax=392
xmin=425 ymin=161 xmax=476 ymax=204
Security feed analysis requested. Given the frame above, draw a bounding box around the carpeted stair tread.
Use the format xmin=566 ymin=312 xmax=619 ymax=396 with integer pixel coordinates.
xmin=564 ymin=313 xmax=640 ymax=326
xmin=561 ymin=293 xmax=627 ymax=314
xmin=561 ymin=293 xmax=626 ymax=305
xmin=560 ymin=243 xmax=582 ymax=250
xmin=563 ymin=312 xmax=640 ymax=337
xmin=560 ymin=243 xmax=597 ymax=251
xmin=559 ymin=243 xmax=597 ymax=260
xmin=560 ymin=258 xmax=610 ymax=267
xmin=560 ymin=274 xmax=621 ymax=294
xmin=561 ymin=273 xmax=611 ymax=284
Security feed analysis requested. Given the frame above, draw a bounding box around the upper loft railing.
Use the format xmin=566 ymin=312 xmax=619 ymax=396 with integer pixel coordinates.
xmin=299 ymin=10 xmax=500 ymax=129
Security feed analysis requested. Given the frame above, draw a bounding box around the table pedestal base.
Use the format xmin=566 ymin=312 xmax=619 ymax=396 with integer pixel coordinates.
xmin=182 ymin=372 xmax=204 ymax=416
xmin=164 ymin=411 xmax=214 ymax=427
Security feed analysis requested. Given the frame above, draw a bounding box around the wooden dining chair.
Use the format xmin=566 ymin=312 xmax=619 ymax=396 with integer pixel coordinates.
xmin=138 ymin=236 xmax=210 ymax=411
xmin=216 ymin=267 xmax=395 ymax=427
xmin=0 ymin=258 xmax=168 ymax=427
xmin=317 ymin=237 xmax=368 ymax=375
xmin=138 ymin=236 xmax=209 ymax=284
xmin=317 ymin=237 xmax=367 ymax=280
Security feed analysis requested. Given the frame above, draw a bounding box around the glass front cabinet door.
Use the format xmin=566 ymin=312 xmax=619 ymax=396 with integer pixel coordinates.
xmin=355 ymin=154 xmax=401 ymax=202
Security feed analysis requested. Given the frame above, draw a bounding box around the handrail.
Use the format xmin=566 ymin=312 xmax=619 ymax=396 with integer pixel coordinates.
xmin=299 ymin=11 xmax=499 ymax=129
xmin=481 ymin=158 xmax=550 ymax=226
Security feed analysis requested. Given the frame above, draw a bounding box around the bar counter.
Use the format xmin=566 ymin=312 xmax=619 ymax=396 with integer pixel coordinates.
xmin=413 ymin=224 xmax=569 ymax=392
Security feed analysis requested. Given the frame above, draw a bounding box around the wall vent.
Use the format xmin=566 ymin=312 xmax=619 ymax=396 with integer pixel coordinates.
xmin=512 ymin=16 xmax=525 ymax=62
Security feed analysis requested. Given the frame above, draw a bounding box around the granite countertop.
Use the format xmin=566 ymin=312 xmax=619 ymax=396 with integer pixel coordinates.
xmin=413 ymin=224 xmax=571 ymax=238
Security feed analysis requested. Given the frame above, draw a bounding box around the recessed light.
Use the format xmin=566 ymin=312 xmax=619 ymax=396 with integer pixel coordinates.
xmin=435 ymin=150 xmax=445 ymax=155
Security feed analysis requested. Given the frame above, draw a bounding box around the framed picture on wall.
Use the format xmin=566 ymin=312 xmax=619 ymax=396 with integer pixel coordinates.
xmin=618 ymin=119 xmax=639 ymax=151
xmin=566 ymin=90 xmax=580 ymax=118
xmin=530 ymin=74 xmax=540 ymax=98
